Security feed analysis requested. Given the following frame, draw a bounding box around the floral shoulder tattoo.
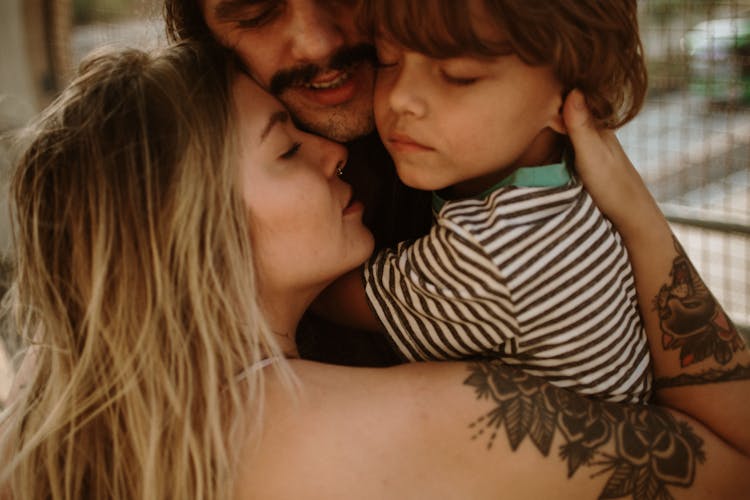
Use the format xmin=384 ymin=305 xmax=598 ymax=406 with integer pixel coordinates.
xmin=465 ymin=362 xmax=705 ymax=500
xmin=462 ymin=236 xmax=750 ymax=498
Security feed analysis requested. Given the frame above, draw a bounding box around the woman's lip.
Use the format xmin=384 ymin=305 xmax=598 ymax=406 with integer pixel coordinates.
xmin=343 ymin=199 xmax=364 ymax=216
xmin=341 ymin=185 xmax=359 ymax=214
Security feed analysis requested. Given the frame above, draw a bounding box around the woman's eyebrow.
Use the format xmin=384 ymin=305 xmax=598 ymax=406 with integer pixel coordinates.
xmin=260 ymin=110 xmax=289 ymax=142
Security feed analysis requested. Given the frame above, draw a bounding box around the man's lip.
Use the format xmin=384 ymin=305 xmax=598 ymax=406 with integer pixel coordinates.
xmin=289 ymin=64 xmax=367 ymax=107
xmin=387 ymin=133 xmax=434 ymax=152
xmin=308 ymin=69 xmax=348 ymax=86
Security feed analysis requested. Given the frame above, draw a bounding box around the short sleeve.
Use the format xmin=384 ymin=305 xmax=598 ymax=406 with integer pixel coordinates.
xmin=364 ymin=221 xmax=519 ymax=361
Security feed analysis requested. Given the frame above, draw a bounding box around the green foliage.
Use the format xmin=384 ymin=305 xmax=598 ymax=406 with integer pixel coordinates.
xmin=73 ymin=0 xmax=144 ymax=24
xmin=644 ymin=0 xmax=723 ymax=24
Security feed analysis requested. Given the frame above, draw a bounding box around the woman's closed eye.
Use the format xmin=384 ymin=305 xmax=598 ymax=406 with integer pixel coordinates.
xmin=280 ymin=142 xmax=301 ymax=159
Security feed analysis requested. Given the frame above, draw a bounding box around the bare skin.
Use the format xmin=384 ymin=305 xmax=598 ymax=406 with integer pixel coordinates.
xmin=4 ymin=82 xmax=748 ymax=500
xmin=563 ymin=89 xmax=750 ymax=455
xmin=235 ymin=359 xmax=748 ymax=500
xmin=230 ymin=91 xmax=750 ymax=500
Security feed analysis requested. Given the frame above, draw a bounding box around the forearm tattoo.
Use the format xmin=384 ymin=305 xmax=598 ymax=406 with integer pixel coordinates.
xmin=653 ymin=237 xmax=748 ymax=387
xmin=465 ymin=362 xmax=705 ymax=500
xmin=655 ymin=364 xmax=750 ymax=389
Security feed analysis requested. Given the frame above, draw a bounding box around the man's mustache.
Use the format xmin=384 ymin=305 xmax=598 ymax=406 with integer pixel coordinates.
xmin=269 ymin=43 xmax=377 ymax=95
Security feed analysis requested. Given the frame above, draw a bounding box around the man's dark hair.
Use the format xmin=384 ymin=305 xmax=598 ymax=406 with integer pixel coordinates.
xmin=164 ymin=0 xmax=211 ymax=41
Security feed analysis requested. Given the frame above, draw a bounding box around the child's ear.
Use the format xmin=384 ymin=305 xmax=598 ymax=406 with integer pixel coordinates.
xmin=548 ymin=103 xmax=567 ymax=135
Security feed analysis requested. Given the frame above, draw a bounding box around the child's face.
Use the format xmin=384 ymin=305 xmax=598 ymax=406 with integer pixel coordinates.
xmin=373 ymin=38 xmax=566 ymax=197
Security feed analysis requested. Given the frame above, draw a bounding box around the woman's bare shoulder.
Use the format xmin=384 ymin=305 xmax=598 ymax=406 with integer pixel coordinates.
xmin=234 ymin=359 xmax=750 ymax=500
xmin=234 ymin=360 xmax=501 ymax=499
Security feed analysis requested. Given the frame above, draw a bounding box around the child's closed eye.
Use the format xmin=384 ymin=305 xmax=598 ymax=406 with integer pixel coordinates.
xmin=439 ymin=69 xmax=480 ymax=86
xmin=375 ymin=58 xmax=399 ymax=69
xmin=374 ymin=37 xmax=402 ymax=69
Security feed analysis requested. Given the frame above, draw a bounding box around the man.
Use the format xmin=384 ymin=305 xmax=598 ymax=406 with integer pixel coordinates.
xmin=167 ymin=0 xmax=371 ymax=142
xmin=164 ymin=0 xmax=433 ymax=365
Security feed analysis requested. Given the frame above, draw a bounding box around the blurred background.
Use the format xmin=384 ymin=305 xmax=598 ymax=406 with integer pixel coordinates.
xmin=0 ymin=0 xmax=748 ymax=400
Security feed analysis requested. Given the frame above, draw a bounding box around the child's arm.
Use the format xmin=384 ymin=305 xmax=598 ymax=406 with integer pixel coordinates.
xmin=564 ymin=89 xmax=750 ymax=454
xmin=312 ymin=267 xmax=384 ymax=333
xmin=315 ymin=228 xmax=517 ymax=363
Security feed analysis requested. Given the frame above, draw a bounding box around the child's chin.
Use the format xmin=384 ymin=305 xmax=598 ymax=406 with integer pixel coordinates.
xmin=395 ymin=169 xmax=443 ymax=192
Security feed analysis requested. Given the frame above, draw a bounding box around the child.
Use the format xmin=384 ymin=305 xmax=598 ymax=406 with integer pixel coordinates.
xmin=317 ymin=0 xmax=651 ymax=403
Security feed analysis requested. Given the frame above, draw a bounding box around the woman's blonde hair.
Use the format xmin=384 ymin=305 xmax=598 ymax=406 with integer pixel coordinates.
xmin=1 ymin=42 xmax=285 ymax=499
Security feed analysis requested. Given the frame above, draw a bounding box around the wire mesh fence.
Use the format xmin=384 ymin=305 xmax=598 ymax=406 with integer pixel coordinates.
xmin=620 ymin=0 xmax=750 ymax=330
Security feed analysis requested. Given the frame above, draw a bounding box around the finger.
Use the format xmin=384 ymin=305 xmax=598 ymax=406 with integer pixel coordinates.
xmin=563 ymin=89 xmax=628 ymax=164
xmin=562 ymin=89 xmax=597 ymax=136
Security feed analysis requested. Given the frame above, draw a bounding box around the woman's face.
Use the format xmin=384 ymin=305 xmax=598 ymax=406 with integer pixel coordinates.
xmin=233 ymin=74 xmax=374 ymax=302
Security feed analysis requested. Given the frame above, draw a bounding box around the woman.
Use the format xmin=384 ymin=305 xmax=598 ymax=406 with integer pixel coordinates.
xmin=1 ymin=42 xmax=748 ymax=499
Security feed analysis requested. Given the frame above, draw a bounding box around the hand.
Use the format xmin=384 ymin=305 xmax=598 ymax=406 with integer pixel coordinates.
xmin=562 ymin=89 xmax=659 ymax=231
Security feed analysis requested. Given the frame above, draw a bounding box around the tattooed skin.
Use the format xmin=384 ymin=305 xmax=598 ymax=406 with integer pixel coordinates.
xmin=655 ymin=364 xmax=750 ymax=389
xmin=656 ymin=237 xmax=746 ymax=367
xmin=465 ymin=362 xmax=705 ymax=500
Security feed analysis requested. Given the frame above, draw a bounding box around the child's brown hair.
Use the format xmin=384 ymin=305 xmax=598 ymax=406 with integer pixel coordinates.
xmin=360 ymin=0 xmax=647 ymax=129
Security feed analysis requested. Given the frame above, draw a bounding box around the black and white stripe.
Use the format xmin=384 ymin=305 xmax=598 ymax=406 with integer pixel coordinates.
xmin=365 ymin=181 xmax=652 ymax=403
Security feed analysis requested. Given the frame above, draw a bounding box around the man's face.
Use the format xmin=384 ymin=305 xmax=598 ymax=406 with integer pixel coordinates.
xmin=201 ymin=0 xmax=376 ymax=142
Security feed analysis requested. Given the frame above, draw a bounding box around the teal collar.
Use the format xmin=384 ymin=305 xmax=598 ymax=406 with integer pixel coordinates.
xmin=432 ymin=161 xmax=571 ymax=212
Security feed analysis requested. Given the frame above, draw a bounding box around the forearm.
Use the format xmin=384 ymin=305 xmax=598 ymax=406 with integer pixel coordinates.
xmin=563 ymin=89 xmax=750 ymax=455
xmin=635 ymin=231 xmax=750 ymax=455
xmin=585 ymin=160 xmax=750 ymax=453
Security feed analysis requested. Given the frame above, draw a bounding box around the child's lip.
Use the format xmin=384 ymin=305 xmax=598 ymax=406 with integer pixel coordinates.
xmin=387 ymin=133 xmax=433 ymax=151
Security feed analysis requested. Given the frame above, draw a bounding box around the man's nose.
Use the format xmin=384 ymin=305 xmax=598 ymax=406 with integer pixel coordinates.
xmin=289 ymin=4 xmax=346 ymax=63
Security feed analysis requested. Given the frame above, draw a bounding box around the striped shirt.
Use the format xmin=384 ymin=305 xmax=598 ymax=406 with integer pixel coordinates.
xmin=364 ymin=173 xmax=652 ymax=404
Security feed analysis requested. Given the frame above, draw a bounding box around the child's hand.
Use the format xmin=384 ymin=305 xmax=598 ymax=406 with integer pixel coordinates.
xmin=563 ymin=89 xmax=660 ymax=235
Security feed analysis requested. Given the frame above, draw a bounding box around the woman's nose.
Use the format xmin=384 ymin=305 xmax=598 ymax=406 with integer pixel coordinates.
xmin=315 ymin=136 xmax=349 ymax=179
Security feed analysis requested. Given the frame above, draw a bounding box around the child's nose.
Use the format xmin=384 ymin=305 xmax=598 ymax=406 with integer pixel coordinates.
xmin=387 ymin=66 xmax=428 ymax=118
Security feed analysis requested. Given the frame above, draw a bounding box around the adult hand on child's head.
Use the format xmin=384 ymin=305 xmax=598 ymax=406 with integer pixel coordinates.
xmin=562 ymin=89 xmax=656 ymax=227
xmin=562 ymin=90 xmax=627 ymax=165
